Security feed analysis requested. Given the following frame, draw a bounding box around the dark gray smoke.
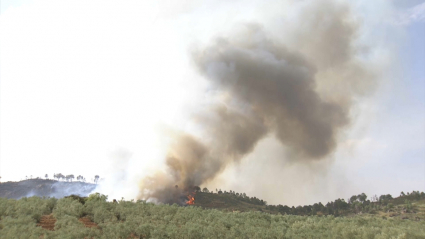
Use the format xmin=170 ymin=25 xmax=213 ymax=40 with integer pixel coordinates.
xmin=193 ymin=25 xmax=348 ymax=158
xmin=139 ymin=0 xmax=375 ymax=204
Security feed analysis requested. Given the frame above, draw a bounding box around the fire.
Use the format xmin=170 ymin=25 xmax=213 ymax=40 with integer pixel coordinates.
xmin=186 ymin=193 xmax=195 ymax=205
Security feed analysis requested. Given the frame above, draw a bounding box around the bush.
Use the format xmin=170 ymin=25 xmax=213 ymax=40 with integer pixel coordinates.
xmin=53 ymin=197 xmax=84 ymax=219
xmin=0 ymin=196 xmax=56 ymax=222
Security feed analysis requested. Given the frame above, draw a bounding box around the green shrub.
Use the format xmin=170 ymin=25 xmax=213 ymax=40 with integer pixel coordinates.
xmin=0 ymin=197 xmax=56 ymax=222
xmin=53 ymin=197 xmax=83 ymax=219
xmin=86 ymin=192 xmax=108 ymax=202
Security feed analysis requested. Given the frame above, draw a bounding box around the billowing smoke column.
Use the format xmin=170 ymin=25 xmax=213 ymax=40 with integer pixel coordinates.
xmin=193 ymin=26 xmax=348 ymax=159
xmin=139 ymin=0 xmax=374 ymax=204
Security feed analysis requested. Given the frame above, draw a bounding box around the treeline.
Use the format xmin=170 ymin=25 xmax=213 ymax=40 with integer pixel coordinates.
xmin=197 ymin=187 xmax=425 ymax=216
xmin=265 ymin=190 xmax=425 ymax=216
xmin=1 ymin=194 xmax=424 ymax=238
xmin=52 ymin=174 xmax=100 ymax=184
xmin=21 ymin=174 xmax=101 ymax=184
xmin=194 ymin=187 xmax=267 ymax=206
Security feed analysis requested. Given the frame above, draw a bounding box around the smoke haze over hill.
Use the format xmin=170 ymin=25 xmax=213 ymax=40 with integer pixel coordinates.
xmin=1 ymin=0 xmax=422 ymax=206
xmin=137 ymin=0 xmax=382 ymax=204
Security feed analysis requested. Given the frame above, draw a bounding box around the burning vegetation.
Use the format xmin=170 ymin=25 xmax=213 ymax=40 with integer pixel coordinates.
xmin=184 ymin=186 xmax=198 ymax=205
xmin=186 ymin=193 xmax=195 ymax=205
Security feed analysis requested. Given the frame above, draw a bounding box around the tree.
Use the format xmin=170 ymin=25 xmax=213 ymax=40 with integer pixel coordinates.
xmin=45 ymin=174 xmax=48 ymax=179
xmin=94 ymin=175 xmax=99 ymax=184
xmin=66 ymin=174 xmax=74 ymax=182
xmin=379 ymin=194 xmax=393 ymax=205
xmin=55 ymin=173 xmax=64 ymax=181
xmin=358 ymin=193 xmax=367 ymax=203
xmin=202 ymin=187 xmax=209 ymax=193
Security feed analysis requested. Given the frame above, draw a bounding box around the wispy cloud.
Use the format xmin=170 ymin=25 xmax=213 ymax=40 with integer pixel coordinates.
xmin=394 ymin=2 xmax=425 ymax=25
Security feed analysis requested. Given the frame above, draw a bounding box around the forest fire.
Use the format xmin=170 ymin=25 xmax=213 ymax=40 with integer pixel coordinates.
xmin=186 ymin=193 xmax=195 ymax=205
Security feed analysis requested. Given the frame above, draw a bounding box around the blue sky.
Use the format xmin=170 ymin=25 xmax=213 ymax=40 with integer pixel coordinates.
xmin=357 ymin=6 xmax=425 ymax=195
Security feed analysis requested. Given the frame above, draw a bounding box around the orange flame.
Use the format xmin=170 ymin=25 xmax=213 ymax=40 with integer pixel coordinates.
xmin=186 ymin=193 xmax=195 ymax=205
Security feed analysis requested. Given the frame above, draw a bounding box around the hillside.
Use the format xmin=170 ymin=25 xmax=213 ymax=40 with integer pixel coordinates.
xmin=194 ymin=191 xmax=272 ymax=213
xmin=1 ymin=180 xmax=425 ymax=238
xmin=193 ymin=190 xmax=425 ymax=221
xmin=0 ymin=179 xmax=96 ymax=199
xmin=1 ymin=194 xmax=425 ymax=238
xmin=1 ymin=179 xmax=424 ymax=222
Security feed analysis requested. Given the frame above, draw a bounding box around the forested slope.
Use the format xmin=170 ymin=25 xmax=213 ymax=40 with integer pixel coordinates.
xmin=195 ymin=189 xmax=425 ymax=221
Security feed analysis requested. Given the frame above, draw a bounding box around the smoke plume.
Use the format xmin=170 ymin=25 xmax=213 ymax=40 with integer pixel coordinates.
xmin=138 ymin=0 xmax=377 ymax=204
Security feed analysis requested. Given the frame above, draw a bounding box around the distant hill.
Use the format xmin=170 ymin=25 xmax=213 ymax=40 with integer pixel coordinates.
xmin=193 ymin=190 xmax=425 ymax=221
xmin=1 ymin=179 xmax=424 ymax=222
xmin=0 ymin=179 xmax=96 ymax=199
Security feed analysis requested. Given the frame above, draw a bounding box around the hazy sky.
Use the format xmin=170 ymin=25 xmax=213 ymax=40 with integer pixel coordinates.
xmin=0 ymin=0 xmax=424 ymax=205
